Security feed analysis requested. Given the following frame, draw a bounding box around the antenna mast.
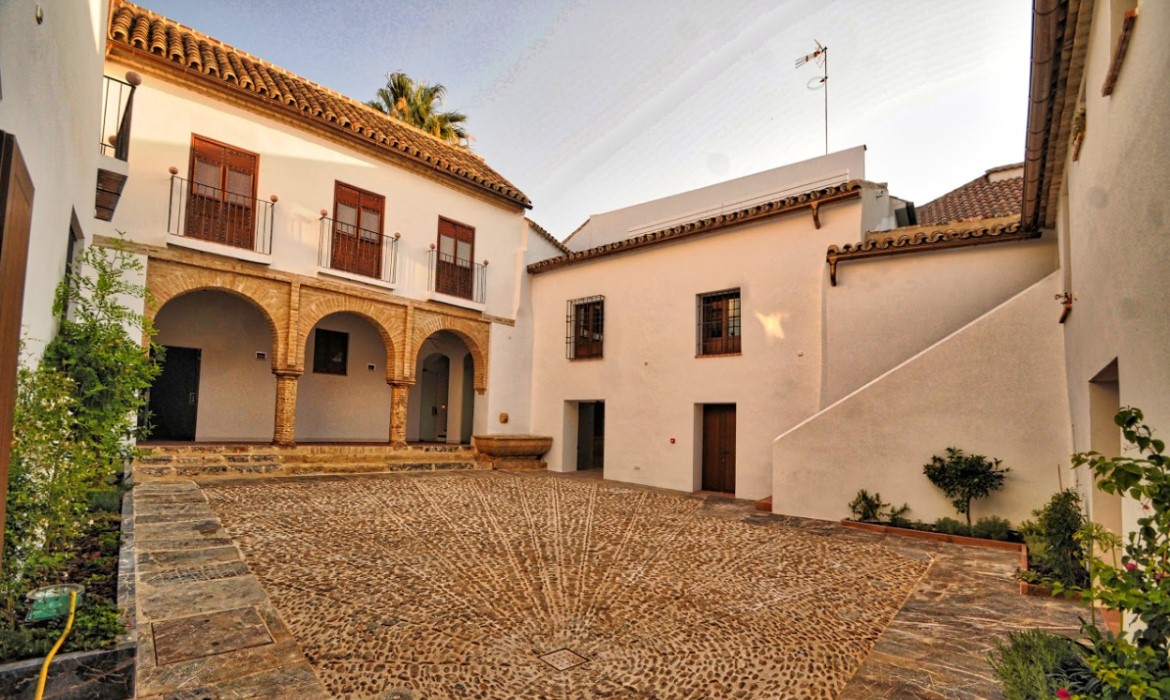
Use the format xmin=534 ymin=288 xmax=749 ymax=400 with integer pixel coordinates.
xmin=795 ymin=40 xmax=829 ymax=155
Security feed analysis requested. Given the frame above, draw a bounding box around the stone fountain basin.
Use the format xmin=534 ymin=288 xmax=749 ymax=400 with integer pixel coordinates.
xmin=473 ymin=435 xmax=553 ymax=458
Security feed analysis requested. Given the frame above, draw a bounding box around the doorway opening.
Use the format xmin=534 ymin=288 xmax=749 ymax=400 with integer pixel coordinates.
xmin=701 ymin=403 xmax=736 ymax=494
xmin=418 ymin=353 xmax=450 ymax=442
xmin=1089 ymin=360 xmax=1122 ymax=536
xmin=576 ymin=401 xmax=605 ymax=471
xmin=149 ymin=346 xmax=202 ymax=441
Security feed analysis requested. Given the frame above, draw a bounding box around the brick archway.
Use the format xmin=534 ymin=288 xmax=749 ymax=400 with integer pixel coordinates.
xmin=146 ymin=258 xmax=288 ymax=368
xmin=410 ymin=312 xmax=489 ymax=392
xmin=296 ymin=288 xmax=404 ymax=380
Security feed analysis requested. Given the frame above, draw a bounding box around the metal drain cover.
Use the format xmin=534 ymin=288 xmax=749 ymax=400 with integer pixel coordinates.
xmin=538 ymin=648 xmax=588 ymax=671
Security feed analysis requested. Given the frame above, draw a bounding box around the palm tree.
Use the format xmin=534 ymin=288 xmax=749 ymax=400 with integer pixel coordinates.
xmin=367 ymin=71 xmax=470 ymax=147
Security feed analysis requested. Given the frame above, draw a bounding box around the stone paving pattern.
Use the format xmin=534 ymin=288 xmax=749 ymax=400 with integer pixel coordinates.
xmin=131 ymin=481 xmax=328 ymax=699
xmin=202 ymin=471 xmax=933 ymax=699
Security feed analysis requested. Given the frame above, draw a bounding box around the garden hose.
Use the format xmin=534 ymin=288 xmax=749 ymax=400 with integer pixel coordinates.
xmin=34 ymin=590 xmax=77 ymax=700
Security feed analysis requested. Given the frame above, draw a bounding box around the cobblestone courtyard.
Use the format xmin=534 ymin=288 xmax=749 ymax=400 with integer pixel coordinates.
xmin=200 ymin=471 xmax=934 ymax=698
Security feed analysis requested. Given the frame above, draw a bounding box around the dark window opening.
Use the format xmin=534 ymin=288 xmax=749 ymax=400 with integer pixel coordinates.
xmin=566 ymin=296 xmax=604 ymax=359
xmin=312 ymin=329 xmax=349 ymax=375
xmin=698 ymin=288 xmax=741 ymax=356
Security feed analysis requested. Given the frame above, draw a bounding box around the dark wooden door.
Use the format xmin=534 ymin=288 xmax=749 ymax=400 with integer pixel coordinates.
xmin=187 ymin=136 xmax=257 ymax=250
xmin=702 ymin=404 xmax=736 ymax=493
xmin=0 ymin=132 xmax=34 ymax=551
xmin=436 ymin=217 xmax=474 ymax=298
xmin=575 ymin=402 xmax=605 ymax=470
xmin=332 ymin=182 xmax=384 ymax=278
xmin=149 ymin=347 xmax=201 ymax=441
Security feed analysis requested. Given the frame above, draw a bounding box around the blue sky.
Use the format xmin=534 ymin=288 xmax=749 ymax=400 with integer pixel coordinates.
xmin=143 ymin=0 xmax=1033 ymax=236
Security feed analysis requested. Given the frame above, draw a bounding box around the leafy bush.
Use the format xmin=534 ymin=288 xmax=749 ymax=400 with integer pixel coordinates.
xmin=933 ymin=517 xmax=968 ymax=535
xmin=1019 ymin=490 xmax=1089 ymax=589
xmin=989 ymin=630 xmax=1095 ymax=700
xmin=0 ymin=598 xmax=124 ymax=661
xmin=1070 ymin=408 xmax=1170 ymax=698
xmin=42 ymin=237 xmax=161 ymax=482
xmin=924 ymin=447 xmax=1010 ymax=532
xmin=848 ymin=489 xmax=888 ymax=522
xmin=886 ymin=502 xmax=912 ymax=528
xmin=973 ymin=515 xmax=1014 ymax=542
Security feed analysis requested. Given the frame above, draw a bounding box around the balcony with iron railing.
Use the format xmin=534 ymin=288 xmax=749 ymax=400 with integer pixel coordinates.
xmin=95 ymin=72 xmax=139 ymax=221
xmin=428 ymin=247 xmax=487 ymax=306
xmin=318 ymin=211 xmax=400 ymax=287
xmin=167 ymin=169 xmax=276 ymax=258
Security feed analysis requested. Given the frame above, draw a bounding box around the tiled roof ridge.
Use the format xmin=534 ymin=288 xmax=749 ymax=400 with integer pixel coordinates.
xmin=525 ymin=218 xmax=571 ymax=255
xmin=528 ymin=180 xmax=864 ymax=274
xmin=106 ymin=0 xmax=531 ymax=209
xmin=830 ymin=219 xmax=1026 ymax=256
xmin=915 ymin=166 xmax=1023 ymax=226
xmin=825 ymin=218 xmax=1039 ymax=286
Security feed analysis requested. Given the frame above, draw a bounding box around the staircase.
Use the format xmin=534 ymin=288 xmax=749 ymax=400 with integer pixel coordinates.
xmin=132 ymin=443 xmax=483 ymax=480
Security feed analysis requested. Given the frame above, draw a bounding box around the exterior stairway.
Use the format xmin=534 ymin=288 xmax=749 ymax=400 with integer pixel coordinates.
xmin=132 ymin=443 xmax=483 ymax=480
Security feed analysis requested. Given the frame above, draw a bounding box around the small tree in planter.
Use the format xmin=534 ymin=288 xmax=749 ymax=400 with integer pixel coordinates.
xmin=923 ymin=447 xmax=1010 ymax=534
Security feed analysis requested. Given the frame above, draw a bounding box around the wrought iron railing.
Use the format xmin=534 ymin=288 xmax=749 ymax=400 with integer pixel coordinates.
xmin=167 ymin=172 xmax=275 ymax=254
xmin=99 ymin=74 xmax=139 ymax=160
xmin=318 ymin=214 xmax=399 ymax=284
xmin=428 ymin=248 xmax=487 ymax=303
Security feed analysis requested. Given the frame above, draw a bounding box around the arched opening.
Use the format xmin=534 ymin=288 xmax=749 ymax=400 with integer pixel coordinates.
xmin=407 ymin=330 xmax=475 ymax=444
xmin=147 ymin=289 xmax=275 ymax=442
xmin=296 ymin=312 xmax=391 ymax=442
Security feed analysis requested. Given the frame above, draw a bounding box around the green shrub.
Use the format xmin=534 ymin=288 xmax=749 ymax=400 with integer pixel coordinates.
xmin=0 ymin=598 xmax=124 ymax=662
xmin=1071 ymin=408 xmax=1170 ymax=698
xmin=989 ymin=630 xmax=1091 ymax=700
xmin=1019 ymin=490 xmax=1089 ymax=589
xmin=933 ymin=517 xmax=968 ymax=535
xmin=886 ymin=502 xmax=912 ymax=528
xmin=973 ymin=515 xmax=1014 ymax=541
xmin=848 ymin=489 xmax=888 ymax=522
xmin=924 ymin=447 xmax=1010 ymax=532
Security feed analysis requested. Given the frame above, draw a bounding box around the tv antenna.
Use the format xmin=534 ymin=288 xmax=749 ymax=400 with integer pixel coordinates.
xmin=795 ymin=40 xmax=828 ymax=155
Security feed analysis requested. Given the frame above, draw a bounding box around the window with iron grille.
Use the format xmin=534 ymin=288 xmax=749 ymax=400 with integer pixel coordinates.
xmin=697 ymin=289 xmax=741 ymax=356
xmin=566 ymin=296 xmax=604 ymax=359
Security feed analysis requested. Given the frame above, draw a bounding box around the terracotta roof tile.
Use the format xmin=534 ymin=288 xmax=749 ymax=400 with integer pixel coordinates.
xmin=529 ymin=181 xmax=864 ymax=274
xmin=526 ymin=219 xmax=571 ymax=255
xmin=107 ymin=1 xmax=530 ymax=209
xmin=916 ymin=163 xmax=1023 ymax=226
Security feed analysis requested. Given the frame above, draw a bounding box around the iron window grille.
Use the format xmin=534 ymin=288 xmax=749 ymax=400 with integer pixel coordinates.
xmin=697 ymin=288 xmax=741 ymax=356
xmin=566 ymin=296 xmax=605 ymax=359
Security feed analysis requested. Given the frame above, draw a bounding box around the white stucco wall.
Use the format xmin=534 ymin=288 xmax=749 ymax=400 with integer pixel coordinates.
xmin=822 ymin=234 xmax=1058 ymax=405
xmin=481 ymin=226 xmax=566 ymax=436
xmin=0 ymin=0 xmax=106 ymax=356
xmin=297 ymin=314 xmax=393 ymax=442
xmin=1059 ymin=1 xmax=1170 ymax=535
xmin=98 ymin=59 xmax=527 ymax=321
xmin=773 ymin=273 xmax=1072 ymax=525
xmin=530 ymin=198 xmax=866 ymax=501
xmin=153 ymin=290 xmax=275 ymax=441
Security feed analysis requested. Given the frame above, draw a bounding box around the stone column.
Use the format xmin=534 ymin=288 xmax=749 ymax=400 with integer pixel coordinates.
xmin=273 ymin=370 xmax=302 ymax=446
xmin=388 ymin=380 xmax=413 ymax=447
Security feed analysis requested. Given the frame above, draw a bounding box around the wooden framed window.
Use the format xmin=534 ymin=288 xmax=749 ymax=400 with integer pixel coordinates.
xmin=312 ymin=329 xmax=349 ymax=375
xmin=697 ymin=288 xmax=741 ymax=356
xmin=435 ymin=217 xmax=475 ymax=299
xmin=567 ymin=296 xmax=604 ymax=359
xmin=331 ymin=182 xmax=385 ymax=278
xmin=186 ymin=135 xmax=259 ymax=250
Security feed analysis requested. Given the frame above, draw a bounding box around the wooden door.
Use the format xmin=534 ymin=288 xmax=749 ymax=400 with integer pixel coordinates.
xmin=702 ymin=404 xmax=736 ymax=493
xmin=436 ymin=217 xmax=474 ymax=298
xmin=186 ymin=136 xmax=257 ymax=250
xmin=148 ymin=347 xmax=201 ymax=441
xmin=0 ymin=132 xmax=35 ymax=551
xmin=575 ymin=402 xmax=605 ymax=470
xmin=332 ymin=182 xmax=384 ymax=278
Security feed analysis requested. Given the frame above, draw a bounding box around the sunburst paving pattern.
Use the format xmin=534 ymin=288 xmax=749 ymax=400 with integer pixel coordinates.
xmin=202 ymin=472 xmax=930 ymax=699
